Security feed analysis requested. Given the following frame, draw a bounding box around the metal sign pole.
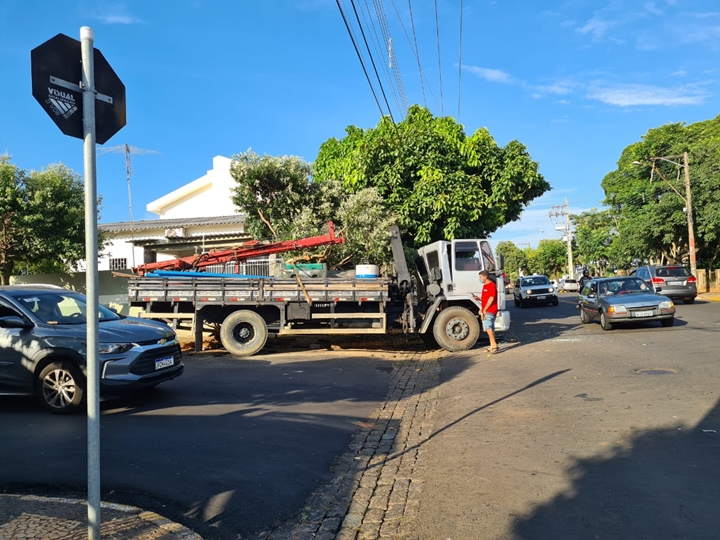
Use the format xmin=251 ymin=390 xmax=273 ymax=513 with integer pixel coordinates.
xmin=80 ymin=26 xmax=101 ymax=540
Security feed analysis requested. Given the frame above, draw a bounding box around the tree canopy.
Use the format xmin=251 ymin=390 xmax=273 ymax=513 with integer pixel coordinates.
xmin=0 ymin=156 xmax=102 ymax=284
xmin=600 ymin=115 xmax=720 ymax=272
xmin=314 ymin=106 xmax=550 ymax=246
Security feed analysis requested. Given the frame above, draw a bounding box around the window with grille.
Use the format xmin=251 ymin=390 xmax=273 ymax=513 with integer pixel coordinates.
xmin=109 ymin=258 xmax=127 ymax=270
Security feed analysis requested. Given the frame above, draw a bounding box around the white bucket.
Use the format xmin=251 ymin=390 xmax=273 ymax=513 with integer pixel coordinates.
xmin=356 ymin=264 xmax=379 ymax=279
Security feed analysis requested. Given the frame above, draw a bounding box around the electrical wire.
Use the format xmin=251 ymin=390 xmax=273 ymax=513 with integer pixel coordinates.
xmin=372 ymin=0 xmax=409 ymax=112
xmin=434 ymin=0 xmax=444 ymax=116
xmin=359 ymin=0 xmax=403 ymax=119
xmin=458 ymin=0 xmax=464 ymax=121
xmin=335 ymin=0 xmax=387 ymax=119
xmin=407 ymin=0 xmax=426 ymax=108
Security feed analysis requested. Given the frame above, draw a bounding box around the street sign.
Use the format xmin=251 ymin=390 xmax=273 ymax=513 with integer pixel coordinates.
xmin=31 ymin=33 xmax=126 ymax=144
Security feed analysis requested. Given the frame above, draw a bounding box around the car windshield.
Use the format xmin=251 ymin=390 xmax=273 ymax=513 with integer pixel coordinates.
xmin=656 ymin=266 xmax=691 ymax=277
xmin=522 ymin=276 xmax=550 ymax=287
xmin=15 ymin=291 xmax=121 ymax=325
xmin=598 ymin=278 xmax=651 ymax=297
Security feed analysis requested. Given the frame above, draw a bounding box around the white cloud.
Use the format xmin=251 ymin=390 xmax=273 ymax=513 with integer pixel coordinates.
xmin=463 ymin=66 xmax=513 ymax=83
xmin=645 ymin=2 xmax=664 ymax=16
xmin=576 ymin=16 xmax=615 ymax=38
xmin=536 ymin=84 xmax=573 ymax=95
xmin=92 ymin=5 xmax=141 ymax=24
xmin=671 ymin=70 xmax=687 ymax=77
xmin=586 ymin=83 xmax=707 ymax=106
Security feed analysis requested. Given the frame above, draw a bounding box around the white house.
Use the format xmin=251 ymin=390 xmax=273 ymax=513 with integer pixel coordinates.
xmin=95 ymin=155 xmax=251 ymax=271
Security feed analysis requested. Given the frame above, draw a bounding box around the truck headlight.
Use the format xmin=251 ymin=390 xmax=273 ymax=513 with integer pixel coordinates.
xmin=99 ymin=343 xmax=135 ymax=354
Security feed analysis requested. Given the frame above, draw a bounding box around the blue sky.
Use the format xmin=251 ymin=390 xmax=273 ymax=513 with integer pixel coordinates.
xmin=2 ymin=0 xmax=719 ymax=250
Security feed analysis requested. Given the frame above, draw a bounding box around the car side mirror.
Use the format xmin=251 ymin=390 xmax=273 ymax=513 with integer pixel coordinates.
xmin=0 ymin=316 xmax=32 ymax=329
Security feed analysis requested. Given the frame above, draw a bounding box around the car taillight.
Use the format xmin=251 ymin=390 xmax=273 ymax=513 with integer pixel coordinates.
xmin=651 ymin=277 xmax=664 ymax=284
xmin=687 ymin=276 xmax=696 ymax=284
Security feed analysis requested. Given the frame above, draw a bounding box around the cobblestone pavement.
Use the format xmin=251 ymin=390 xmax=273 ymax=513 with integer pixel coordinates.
xmin=261 ymin=349 xmax=443 ymax=540
xmin=0 ymin=495 xmax=201 ymax=540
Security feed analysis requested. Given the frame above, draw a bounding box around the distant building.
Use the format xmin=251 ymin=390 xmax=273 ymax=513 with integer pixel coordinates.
xmin=93 ymin=155 xmax=251 ymax=271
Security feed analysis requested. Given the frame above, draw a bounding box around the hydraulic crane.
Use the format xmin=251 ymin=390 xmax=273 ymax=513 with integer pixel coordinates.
xmin=133 ymin=222 xmax=344 ymax=276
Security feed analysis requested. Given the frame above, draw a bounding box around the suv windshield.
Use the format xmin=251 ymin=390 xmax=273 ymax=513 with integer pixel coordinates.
xmin=14 ymin=291 xmax=121 ymax=325
xmin=656 ymin=266 xmax=691 ymax=278
xmin=521 ymin=276 xmax=550 ymax=287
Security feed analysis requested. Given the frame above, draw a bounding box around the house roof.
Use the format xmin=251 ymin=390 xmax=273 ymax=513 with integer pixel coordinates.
xmin=99 ymin=214 xmax=247 ymax=233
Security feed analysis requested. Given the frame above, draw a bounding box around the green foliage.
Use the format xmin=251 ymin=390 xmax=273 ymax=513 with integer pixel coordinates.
xmin=534 ymin=239 xmax=567 ymax=279
xmin=495 ymin=241 xmax=526 ymax=281
xmin=314 ymin=106 xmax=550 ymax=246
xmin=571 ymin=208 xmax=622 ymax=274
xmin=601 ymin=115 xmax=720 ymax=272
xmin=0 ymin=155 xmax=103 ymax=284
xmin=229 ymin=151 xmax=398 ymax=269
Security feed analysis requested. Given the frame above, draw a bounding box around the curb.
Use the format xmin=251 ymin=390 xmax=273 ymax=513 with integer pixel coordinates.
xmin=0 ymin=494 xmax=202 ymax=540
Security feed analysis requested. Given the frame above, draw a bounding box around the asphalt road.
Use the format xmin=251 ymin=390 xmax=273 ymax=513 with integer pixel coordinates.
xmin=411 ymin=293 xmax=720 ymax=540
xmin=0 ymin=345 xmax=405 ymax=539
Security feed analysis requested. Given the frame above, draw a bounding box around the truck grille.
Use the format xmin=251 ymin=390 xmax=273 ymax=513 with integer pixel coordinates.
xmin=130 ymin=344 xmax=182 ymax=375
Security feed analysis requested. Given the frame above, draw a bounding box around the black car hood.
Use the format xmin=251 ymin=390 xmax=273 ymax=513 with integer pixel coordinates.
xmin=97 ymin=317 xmax=175 ymax=342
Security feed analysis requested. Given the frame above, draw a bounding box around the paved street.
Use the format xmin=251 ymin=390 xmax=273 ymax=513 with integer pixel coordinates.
xmin=1 ymin=295 xmax=718 ymax=539
xmin=410 ymin=294 xmax=720 ymax=540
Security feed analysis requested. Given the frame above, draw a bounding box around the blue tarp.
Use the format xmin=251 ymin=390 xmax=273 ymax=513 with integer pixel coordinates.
xmin=145 ymin=270 xmax=269 ymax=279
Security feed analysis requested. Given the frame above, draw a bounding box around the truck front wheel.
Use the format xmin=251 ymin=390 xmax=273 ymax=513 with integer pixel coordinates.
xmin=432 ymin=306 xmax=480 ymax=352
xmin=220 ymin=310 xmax=268 ymax=357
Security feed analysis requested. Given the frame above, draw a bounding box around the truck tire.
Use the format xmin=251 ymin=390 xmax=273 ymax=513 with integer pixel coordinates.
xmin=432 ymin=306 xmax=480 ymax=352
xmin=220 ymin=310 xmax=268 ymax=357
xmin=36 ymin=361 xmax=85 ymax=414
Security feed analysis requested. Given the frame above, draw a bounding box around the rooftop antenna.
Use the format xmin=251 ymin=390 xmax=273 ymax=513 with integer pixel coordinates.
xmin=99 ymin=144 xmax=159 ymax=267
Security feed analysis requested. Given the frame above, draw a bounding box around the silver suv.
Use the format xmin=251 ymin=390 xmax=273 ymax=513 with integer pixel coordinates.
xmin=630 ymin=265 xmax=697 ymax=304
xmin=0 ymin=285 xmax=183 ymax=414
xmin=513 ymin=275 xmax=559 ymax=307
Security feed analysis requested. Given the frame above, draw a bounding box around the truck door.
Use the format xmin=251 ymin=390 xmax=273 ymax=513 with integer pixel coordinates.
xmin=451 ymin=241 xmax=483 ymax=295
xmin=480 ymin=240 xmax=506 ymax=310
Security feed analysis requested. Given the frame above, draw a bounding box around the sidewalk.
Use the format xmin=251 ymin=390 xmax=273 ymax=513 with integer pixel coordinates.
xmin=0 ymin=495 xmax=201 ymax=540
xmin=698 ymin=291 xmax=720 ymax=301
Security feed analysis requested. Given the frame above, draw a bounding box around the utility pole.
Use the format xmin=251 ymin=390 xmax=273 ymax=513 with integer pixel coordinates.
xmin=637 ymin=153 xmax=696 ymax=276
xmin=549 ymin=199 xmax=573 ymax=278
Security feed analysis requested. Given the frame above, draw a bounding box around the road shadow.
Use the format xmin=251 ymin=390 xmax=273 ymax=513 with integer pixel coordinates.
xmin=512 ymin=398 xmax=720 ymax=540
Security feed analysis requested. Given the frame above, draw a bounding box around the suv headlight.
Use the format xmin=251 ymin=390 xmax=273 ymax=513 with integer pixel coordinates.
xmin=99 ymin=343 xmax=135 ymax=354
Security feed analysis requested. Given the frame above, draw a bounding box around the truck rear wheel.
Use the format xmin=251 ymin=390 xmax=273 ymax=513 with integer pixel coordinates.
xmin=432 ymin=306 xmax=480 ymax=352
xmin=220 ymin=310 xmax=268 ymax=357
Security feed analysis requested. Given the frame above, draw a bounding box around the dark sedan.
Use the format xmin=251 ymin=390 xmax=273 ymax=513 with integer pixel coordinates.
xmin=577 ymin=277 xmax=675 ymax=331
xmin=0 ymin=285 xmax=183 ymax=413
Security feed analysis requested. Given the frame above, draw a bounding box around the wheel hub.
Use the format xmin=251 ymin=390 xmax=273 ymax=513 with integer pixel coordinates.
xmin=42 ymin=369 xmax=76 ymax=409
xmin=445 ymin=317 xmax=470 ymax=341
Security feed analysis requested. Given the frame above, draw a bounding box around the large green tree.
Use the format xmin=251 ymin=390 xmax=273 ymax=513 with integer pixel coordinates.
xmin=601 ymin=116 xmax=720 ymax=273
xmin=0 ymin=156 xmax=101 ymax=284
xmin=571 ymin=208 xmax=622 ymax=274
xmin=534 ymin=239 xmax=567 ymax=279
xmin=229 ymin=151 xmax=398 ymax=269
xmin=314 ymin=106 xmax=550 ymax=246
xmin=495 ymin=241 xmax=526 ymax=282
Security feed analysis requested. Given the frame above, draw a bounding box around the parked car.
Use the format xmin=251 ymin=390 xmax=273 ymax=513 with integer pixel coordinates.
xmin=513 ymin=275 xmax=558 ymax=307
xmin=559 ymin=278 xmax=580 ymax=293
xmin=577 ymin=277 xmax=675 ymax=331
xmin=630 ymin=265 xmax=697 ymax=304
xmin=0 ymin=285 xmax=183 ymax=414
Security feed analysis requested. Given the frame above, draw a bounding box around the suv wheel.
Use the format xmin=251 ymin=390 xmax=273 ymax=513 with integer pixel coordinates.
xmin=36 ymin=361 xmax=85 ymax=414
xmin=683 ymin=298 xmax=695 ymax=304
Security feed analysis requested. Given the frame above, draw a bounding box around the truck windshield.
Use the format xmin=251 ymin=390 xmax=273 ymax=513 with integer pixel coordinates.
xmin=480 ymin=241 xmax=496 ymax=272
xmin=454 ymin=241 xmax=482 ymax=271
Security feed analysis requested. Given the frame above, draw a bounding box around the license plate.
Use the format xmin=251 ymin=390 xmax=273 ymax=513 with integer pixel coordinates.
xmin=633 ymin=310 xmax=654 ymax=317
xmin=536 ymin=295 xmax=546 ymax=300
xmin=667 ymin=281 xmax=682 ymax=286
xmin=155 ymin=355 xmax=174 ymax=370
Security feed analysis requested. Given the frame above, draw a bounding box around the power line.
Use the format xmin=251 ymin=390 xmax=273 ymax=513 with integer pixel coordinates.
xmin=434 ymin=0 xmax=444 ymax=116
xmin=336 ymin=0 xmax=387 ymax=118
xmin=407 ymin=0 xmax=426 ymax=108
xmin=348 ymin=0 xmax=396 ymax=123
xmin=359 ymin=0 xmax=403 ymax=119
xmin=458 ymin=0 xmax=464 ymax=121
xmin=388 ymin=0 xmax=439 ymax=110
xmin=372 ymin=0 xmax=409 ymax=113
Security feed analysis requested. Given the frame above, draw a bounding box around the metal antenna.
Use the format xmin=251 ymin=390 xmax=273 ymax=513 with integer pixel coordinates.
xmin=98 ymin=144 xmax=159 ymax=267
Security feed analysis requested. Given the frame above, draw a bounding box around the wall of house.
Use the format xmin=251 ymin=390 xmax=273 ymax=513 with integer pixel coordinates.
xmin=153 ymin=156 xmax=238 ymax=219
xmin=10 ymin=271 xmax=141 ymax=315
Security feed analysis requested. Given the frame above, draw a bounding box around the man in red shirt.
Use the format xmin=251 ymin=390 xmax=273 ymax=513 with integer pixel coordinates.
xmin=476 ymin=270 xmax=499 ymax=352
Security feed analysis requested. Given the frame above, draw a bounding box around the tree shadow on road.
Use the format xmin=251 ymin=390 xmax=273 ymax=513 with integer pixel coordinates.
xmin=512 ymin=398 xmax=720 ymax=540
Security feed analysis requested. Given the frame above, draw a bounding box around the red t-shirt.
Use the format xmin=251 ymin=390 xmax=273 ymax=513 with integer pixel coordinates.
xmin=481 ymin=280 xmax=498 ymax=315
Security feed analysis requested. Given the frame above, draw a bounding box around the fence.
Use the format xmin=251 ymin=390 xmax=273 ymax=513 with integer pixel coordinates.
xmin=697 ymin=269 xmax=720 ymax=292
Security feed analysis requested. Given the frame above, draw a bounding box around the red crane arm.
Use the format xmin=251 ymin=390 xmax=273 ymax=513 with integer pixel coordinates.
xmin=134 ymin=221 xmax=344 ymax=276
